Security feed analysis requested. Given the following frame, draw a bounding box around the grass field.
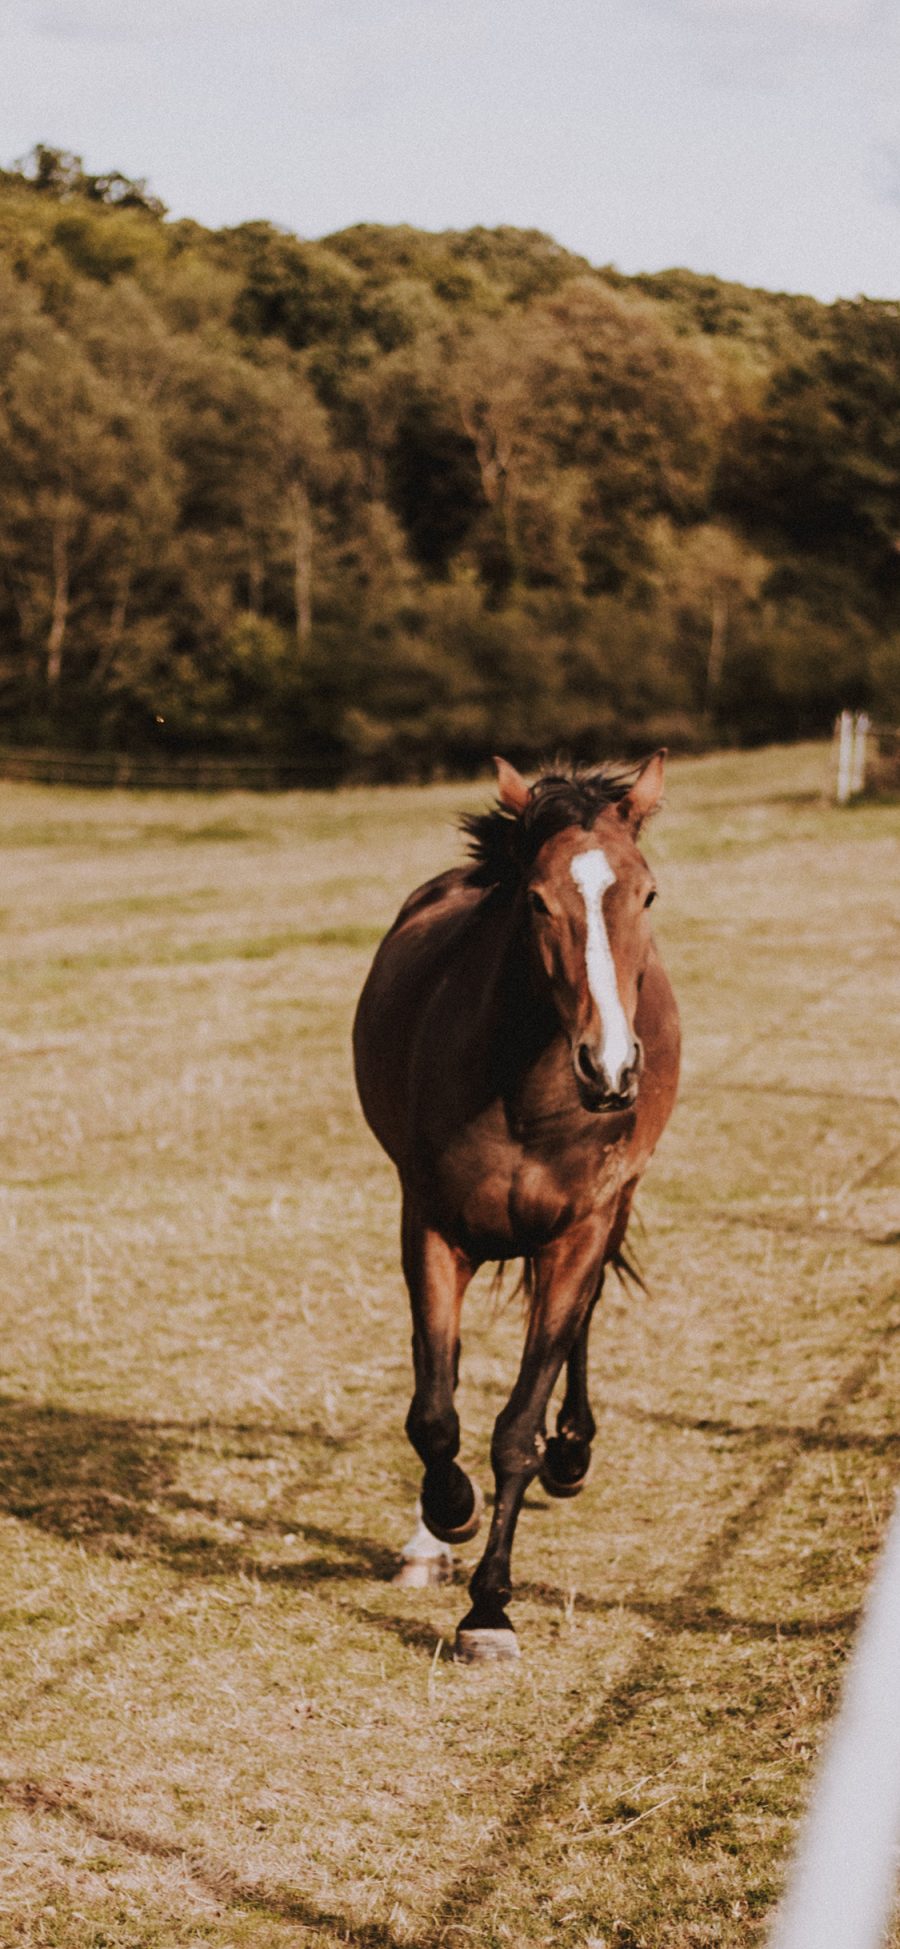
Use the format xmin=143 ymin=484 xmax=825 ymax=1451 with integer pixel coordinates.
xmin=0 ymin=743 xmax=898 ymax=1949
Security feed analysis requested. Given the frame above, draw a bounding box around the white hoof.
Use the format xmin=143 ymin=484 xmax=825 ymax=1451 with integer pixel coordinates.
xmin=392 ymin=1555 xmax=453 ymax=1588
xmin=393 ymin=1504 xmax=454 ymax=1587
xmin=454 ymin=1626 xmax=520 ymax=1664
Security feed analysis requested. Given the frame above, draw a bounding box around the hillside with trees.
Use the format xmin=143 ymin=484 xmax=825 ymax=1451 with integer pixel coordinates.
xmin=0 ymin=144 xmax=898 ymax=777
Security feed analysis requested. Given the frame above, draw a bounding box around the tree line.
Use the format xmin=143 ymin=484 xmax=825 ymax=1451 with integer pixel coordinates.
xmin=0 ymin=144 xmax=898 ymax=778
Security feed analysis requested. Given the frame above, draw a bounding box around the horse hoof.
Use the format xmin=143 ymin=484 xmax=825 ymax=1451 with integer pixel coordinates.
xmin=421 ymin=1479 xmax=484 ymax=1546
xmin=454 ymin=1624 xmax=520 ymax=1664
xmin=539 ymin=1438 xmax=592 ymax=1500
xmin=538 ymin=1459 xmax=591 ymax=1499
xmin=392 ymin=1555 xmax=454 ymax=1589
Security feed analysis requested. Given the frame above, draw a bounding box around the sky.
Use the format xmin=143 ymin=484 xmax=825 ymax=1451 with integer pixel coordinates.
xmin=0 ymin=0 xmax=898 ymax=301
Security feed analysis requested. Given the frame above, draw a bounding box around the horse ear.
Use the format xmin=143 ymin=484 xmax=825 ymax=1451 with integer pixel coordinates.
xmin=618 ymin=749 xmax=667 ymax=832
xmin=493 ymin=755 xmax=531 ymax=814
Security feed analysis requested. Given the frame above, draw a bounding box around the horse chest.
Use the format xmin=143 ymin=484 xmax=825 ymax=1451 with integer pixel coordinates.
xmin=430 ymin=1104 xmax=629 ymax=1258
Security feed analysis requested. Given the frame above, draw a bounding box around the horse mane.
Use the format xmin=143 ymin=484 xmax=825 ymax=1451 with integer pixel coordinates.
xmin=460 ymin=760 xmax=641 ymax=891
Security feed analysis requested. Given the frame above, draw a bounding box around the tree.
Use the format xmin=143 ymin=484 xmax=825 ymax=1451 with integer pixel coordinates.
xmin=228 ymin=224 xmax=362 ymax=351
xmin=649 ymin=519 xmax=769 ymax=717
xmin=0 ymin=316 xmax=174 ymax=704
xmin=15 ymin=144 xmax=166 ymax=216
xmin=0 ymin=156 xmax=892 ymax=769
xmin=719 ymin=300 xmax=900 ymax=620
xmin=522 ymin=279 xmax=721 ymax=595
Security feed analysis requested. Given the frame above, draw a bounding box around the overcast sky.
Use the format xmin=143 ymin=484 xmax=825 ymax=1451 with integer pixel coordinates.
xmin=0 ymin=0 xmax=897 ymax=301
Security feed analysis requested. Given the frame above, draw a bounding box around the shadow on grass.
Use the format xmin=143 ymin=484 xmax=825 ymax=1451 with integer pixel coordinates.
xmin=602 ymin=1397 xmax=900 ymax=1454
xmin=0 ymin=1775 xmax=403 ymax=1949
xmin=350 ymin=1604 xmax=450 ymax=1652
xmin=516 ymin=1578 xmax=859 ymax=1642
xmin=0 ymin=1394 xmax=397 ymax=1584
xmin=0 ymin=1391 xmax=866 ymax=1665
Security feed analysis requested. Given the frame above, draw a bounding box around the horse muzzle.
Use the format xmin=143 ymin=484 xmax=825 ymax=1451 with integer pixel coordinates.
xmin=573 ymin=1039 xmax=642 ymax=1114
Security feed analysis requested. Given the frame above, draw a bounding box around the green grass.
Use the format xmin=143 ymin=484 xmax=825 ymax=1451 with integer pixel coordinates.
xmin=0 ymin=741 xmax=898 ymax=1948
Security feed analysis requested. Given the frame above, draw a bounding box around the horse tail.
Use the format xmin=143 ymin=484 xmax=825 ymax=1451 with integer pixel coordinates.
xmin=609 ymin=1243 xmax=648 ymax=1295
xmin=489 ymin=1232 xmax=646 ymax=1312
xmin=487 ymin=1257 xmax=537 ymax=1314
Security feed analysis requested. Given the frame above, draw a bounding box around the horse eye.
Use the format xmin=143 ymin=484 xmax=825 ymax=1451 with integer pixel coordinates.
xmin=528 ymin=889 xmax=550 ymax=916
xmin=644 ymin=889 xmax=657 ymax=908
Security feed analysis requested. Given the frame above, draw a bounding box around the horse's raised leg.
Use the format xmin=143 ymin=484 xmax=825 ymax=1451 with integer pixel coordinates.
xmin=541 ymin=1180 xmax=636 ymax=1500
xmin=401 ymin=1199 xmax=482 ymax=1550
xmin=539 ymin=1293 xmax=600 ymax=1499
xmin=456 ymin=1217 xmax=606 ymax=1662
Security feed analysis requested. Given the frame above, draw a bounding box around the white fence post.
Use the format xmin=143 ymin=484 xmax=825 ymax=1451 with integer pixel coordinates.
xmin=851 ymin=711 xmax=870 ymax=797
xmin=836 ymin=709 xmax=854 ymax=804
xmin=769 ymin=1492 xmax=900 ymax=1949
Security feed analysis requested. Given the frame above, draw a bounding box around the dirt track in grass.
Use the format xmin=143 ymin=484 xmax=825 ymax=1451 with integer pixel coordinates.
xmin=0 ymin=742 xmax=897 ymax=1948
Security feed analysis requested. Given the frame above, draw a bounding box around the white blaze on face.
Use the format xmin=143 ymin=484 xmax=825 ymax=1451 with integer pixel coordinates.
xmin=571 ymin=849 xmax=634 ymax=1090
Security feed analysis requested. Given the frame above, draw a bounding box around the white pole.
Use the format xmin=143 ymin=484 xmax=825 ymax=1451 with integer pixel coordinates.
xmin=836 ymin=710 xmax=854 ymax=805
xmin=769 ymin=1491 xmax=900 ymax=1949
xmin=851 ymin=712 xmax=870 ymax=797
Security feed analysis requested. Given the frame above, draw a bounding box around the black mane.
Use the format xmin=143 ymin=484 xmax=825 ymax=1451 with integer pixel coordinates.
xmin=460 ymin=761 xmax=640 ymax=891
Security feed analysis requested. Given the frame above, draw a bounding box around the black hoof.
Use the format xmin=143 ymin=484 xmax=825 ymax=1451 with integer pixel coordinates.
xmin=421 ymin=1466 xmax=483 ymax=1545
xmin=539 ymin=1435 xmax=592 ymax=1500
xmin=454 ymin=1604 xmax=519 ymax=1663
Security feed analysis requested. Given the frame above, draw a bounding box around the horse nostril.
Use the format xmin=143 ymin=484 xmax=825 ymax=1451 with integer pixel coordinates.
xmin=575 ymin=1042 xmax=603 ymax=1088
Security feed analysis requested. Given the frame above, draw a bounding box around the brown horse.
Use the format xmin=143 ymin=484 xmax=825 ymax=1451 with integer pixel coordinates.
xmin=353 ymin=751 xmax=680 ymax=1659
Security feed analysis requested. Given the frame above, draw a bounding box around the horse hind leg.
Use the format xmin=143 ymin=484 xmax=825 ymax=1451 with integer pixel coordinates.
xmin=400 ymin=1201 xmax=482 ymax=1556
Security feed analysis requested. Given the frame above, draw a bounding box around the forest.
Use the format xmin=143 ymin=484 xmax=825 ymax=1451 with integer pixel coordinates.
xmin=1 ymin=144 xmax=899 ymax=778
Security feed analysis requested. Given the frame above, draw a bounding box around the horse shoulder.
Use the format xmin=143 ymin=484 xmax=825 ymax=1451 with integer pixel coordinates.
xmin=629 ymin=944 xmax=681 ymax=1165
xmin=638 ymin=944 xmax=681 ymax=1067
xmin=352 ymin=868 xmax=492 ymax=1164
xmin=387 ymin=867 xmax=483 ymax=938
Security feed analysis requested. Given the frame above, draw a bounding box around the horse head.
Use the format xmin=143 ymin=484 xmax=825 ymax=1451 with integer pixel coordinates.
xmin=495 ymin=751 xmax=665 ymax=1114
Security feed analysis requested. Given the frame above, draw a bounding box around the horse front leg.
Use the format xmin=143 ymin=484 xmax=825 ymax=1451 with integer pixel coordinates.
xmin=539 ymin=1294 xmax=600 ymax=1500
xmin=456 ymin=1217 xmax=607 ymax=1662
xmin=400 ymin=1198 xmax=482 ymax=1564
xmin=540 ymin=1178 xmax=636 ymax=1500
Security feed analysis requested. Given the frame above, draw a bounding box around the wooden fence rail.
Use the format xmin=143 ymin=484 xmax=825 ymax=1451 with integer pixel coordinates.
xmin=0 ymin=746 xmax=335 ymax=791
